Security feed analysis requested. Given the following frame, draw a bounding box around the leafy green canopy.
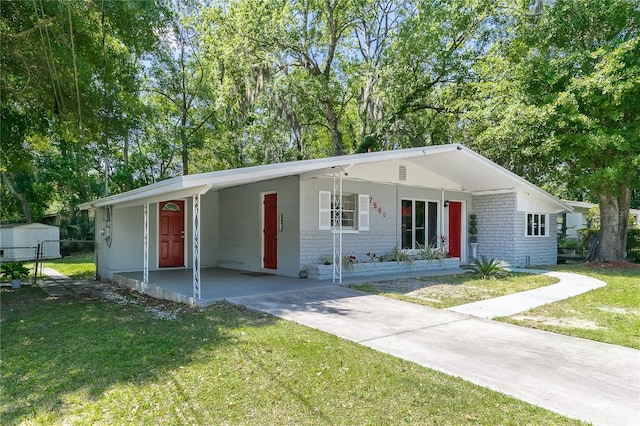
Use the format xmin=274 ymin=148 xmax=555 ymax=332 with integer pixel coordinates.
xmin=1 ymin=0 xmax=167 ymax=222
xmin=466 ymin=0 xmax=639 ymax=196
xmin=463 ymin=0 xmax=639 ymax=260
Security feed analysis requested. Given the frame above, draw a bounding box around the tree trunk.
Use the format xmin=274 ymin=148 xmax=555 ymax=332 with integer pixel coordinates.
xmin=1 ymin=172 xmax=32 ymax=223
xmin=596 ymin=185 xmax=630 ymax=261
xmin=181 ymin=114 xmax=189 ymax=175
xmin=179 ymin=33 xmax=189 ymax=176
xmin=123 ymin=134 xmax=131 ymax=192
xmin=325 ymin=100 xmax=343 ymax=156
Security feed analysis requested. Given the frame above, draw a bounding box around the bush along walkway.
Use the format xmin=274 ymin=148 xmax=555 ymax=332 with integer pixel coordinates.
xmin=446 ymin=268 xmax=606 ymax=319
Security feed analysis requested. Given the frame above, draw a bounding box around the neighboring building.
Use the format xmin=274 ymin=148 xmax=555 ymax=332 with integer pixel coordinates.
xmin=631 ymin=209 xmax=640 ymax=228
xmin=0 ymin=223 xmax=60 ymax=261
xmin=42 ymin=213 xmax=62 ymax=227
xmin=558 ymin=201 xmax=640 ymax=239
xmin=558 ymin=201 xmax=595 ymax=238
xmin=79 ymin=144 xmax=571 ymax=299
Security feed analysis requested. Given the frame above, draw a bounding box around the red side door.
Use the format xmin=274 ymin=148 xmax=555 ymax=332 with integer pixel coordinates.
xmin=448 ymin=201 xmax=462 ymax=258
xmin=263 ymin=193 xmax=278 ymax=269
xmin=159 ymin=200 xmax=185 ymax=267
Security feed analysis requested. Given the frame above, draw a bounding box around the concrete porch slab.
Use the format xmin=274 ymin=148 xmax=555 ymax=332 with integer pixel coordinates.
xmin=114 ymin=268 xmax=336 ymax=306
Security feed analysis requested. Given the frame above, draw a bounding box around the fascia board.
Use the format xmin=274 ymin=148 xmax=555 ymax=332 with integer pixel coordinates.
xmin=564 ymin=200 xmax=596 ymax=209
xmin=110 ymin=185 xmax=212 ymax=210
xmin=81 ymin=183 xmax=204 ymax=210
xmin=78 ymin=177 xmax=186 ymax=210
xmin=79 ymin=145 xmax=461 ymax=209
xmin=460 ymin=148 xmax=572 ymax=212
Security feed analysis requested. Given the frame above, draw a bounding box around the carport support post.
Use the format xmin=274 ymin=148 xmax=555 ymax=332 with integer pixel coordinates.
xmin=143 ymin=203 xmax=149 ymax=285
xmin=332 ymin=170 xmax=343 ymax=283
xmin=192 ymin=193 xmax=201 ymax=300
xmin=441 ymin=189 xmax=446 ymax=251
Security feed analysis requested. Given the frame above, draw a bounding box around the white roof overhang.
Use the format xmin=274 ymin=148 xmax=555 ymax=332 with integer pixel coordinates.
xmin=79 ymin=144 xmax=571 ymax=213
xmin=565 ymin=200 xmax=596 ymax=210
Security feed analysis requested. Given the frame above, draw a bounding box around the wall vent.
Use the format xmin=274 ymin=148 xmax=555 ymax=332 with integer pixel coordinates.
xmin=399 ymin=165 xmax=407 ymax=181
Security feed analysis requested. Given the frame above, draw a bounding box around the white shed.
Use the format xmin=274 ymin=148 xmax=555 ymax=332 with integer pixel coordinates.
xmin=0 ymin=223 xmax=60 ymax=261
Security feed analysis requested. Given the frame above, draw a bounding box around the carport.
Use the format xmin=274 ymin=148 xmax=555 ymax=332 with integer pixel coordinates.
xmin=113 ymin=267 xmax=336 ymax=307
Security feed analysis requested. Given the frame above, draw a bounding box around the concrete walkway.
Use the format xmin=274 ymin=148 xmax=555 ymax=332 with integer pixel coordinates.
xmin=230 ymin=285 xmax=640 ymax=425
xmin=448 ymin=268 xmax=607 ymax=318
xmin=38 ymin=268 xmax=114 ymax=297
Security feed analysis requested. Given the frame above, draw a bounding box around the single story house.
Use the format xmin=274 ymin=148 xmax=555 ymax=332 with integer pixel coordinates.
xmin=79 ymin=144 xmax=571 ymax=300
xmin=0 ymin=223 xmax=60 ymax=261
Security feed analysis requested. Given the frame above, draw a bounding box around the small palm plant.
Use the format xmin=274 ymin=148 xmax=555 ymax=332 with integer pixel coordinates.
xmin=463 ymin=256 xmax=511 ymax=279
xmin=416 ymin=242 xmax=445 ymax=263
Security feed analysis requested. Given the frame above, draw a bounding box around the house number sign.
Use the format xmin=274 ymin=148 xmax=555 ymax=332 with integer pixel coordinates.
xmin=369 ymin=196 xmax=387 ymax=218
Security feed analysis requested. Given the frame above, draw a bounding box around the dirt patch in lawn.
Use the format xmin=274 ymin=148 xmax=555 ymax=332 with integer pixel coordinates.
xmin=364 ymin=278 xmax=430 ymax=294
xmin=510 ymin=314 xmax=604 ymax=330
xmin=359 ymin=278 xmax=492 ymax=305
xmin=404 ymin=283 xmax=497 ymax=304
xmin=596 ymin=306 xmax=640 ymax=315
xmin=355 ymin=277 xmax=516 ymax=307
xmin=586 ymin=261 xmax=640 ymax=270
xmin=101 ymin=287 xmax=197 ymax=320
xmin=35 ymin=277 xmax=199 ymax=320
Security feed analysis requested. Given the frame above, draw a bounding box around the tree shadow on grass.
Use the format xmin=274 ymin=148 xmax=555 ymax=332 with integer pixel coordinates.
xmin=0 ymin=286 xmax=276 ymax=423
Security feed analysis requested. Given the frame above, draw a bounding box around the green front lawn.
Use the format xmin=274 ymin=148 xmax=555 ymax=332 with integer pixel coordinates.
xmin=352 ymin=263 xmax=639 ymax=349
xmin=1 ymin=287 xmax=582 ymax=425
xmin=498 ymin=263 xmax=640 ymax=349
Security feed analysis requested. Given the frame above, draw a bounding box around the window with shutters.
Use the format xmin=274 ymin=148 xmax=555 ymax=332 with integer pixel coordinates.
xmin=319 ymin=191 xmax=369 ymax=231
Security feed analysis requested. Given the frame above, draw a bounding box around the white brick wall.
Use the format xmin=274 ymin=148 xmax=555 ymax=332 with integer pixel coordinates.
xmin=473 ymin=193 xmax=517 ymax=263
xmin=514 ymin=211 xmax=558 ymax=266
xmin=472 ymin=193 xmax=557 ymax=267
xmin=299 ymin=178 xmax=472 ymax=268
xmin=299 ymin=178 xmax=400 ymax=265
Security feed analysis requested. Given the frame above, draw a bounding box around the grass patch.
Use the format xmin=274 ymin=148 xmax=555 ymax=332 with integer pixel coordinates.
xmin=0 ymin=287 xmax=582 ymax=425
xmin=499 ymin=263 xmax=640 ymax=349
xmin=351 ymin=272 xmax=559 ymax=309
xmin=39 ymin=252 xmax=95 ymax=279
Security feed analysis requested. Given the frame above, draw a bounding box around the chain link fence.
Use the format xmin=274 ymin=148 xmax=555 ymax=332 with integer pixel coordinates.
xmin=1 ymin=240 xmax=95 ymax=285
xmin=36 ymin=240 xmax=95 ymax=282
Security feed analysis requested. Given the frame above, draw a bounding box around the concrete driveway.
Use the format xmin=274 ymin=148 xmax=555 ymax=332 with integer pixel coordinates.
xmin=229 ymin=286 xmax=640 ymax=426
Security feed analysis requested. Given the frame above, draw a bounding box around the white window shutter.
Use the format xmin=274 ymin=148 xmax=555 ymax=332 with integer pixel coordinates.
xmin=358 ymin=194 xmax=369 ymax=231
xmin=319 ymin=191 xmax=331 ymax=230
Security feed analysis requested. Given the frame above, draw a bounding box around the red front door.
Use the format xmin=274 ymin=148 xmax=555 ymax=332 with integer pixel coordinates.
xmin=263 ymin=193 xmax=278 ymax=269
xmin=159 ymin=200 xmax=185 ymax=267
xmin=448 ymin=201 xmax=462 ymax=258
